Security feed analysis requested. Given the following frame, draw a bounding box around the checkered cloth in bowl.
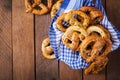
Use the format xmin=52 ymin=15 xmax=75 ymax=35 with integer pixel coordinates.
xmin=49 ymin=0 xmax=120 ymax=69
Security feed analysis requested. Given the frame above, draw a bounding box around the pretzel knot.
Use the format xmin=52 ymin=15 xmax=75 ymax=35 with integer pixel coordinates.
xmin=25 ymin=0 xmax=53 ymax=15
xmin=56 ymin=10 xmax=90 ymax=32
xmin=62 ymin=25 xmax=88 ymax=51
xmin=80 ymin=6 xmax=104 ymax=24
xmin=65 ymin=10 xmax=90 ymax=28
xmin=87 ymin=25 xmax=111 ymax=39
xmin=50 ymin=0 xmax=64 ymax=18
xmin=80 ymin=33 xmax=112 ymax=62
xmin=56 ymin=13 xmax=68 ymax=32
xmin=85 ymin=56 xmax=108 ymax=74
xmin=41 ymin=38 xmax=55 ymax=59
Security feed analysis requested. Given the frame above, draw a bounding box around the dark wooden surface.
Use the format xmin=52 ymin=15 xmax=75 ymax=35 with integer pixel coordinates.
xmin=12 ymin=0 xmax=35 ymax=80
xmin=0 ymin=0 xmax=12 ymax=80
xmin=106 ymin=0 xmax=120 ymax=80
xmin=35 ymin=14 xmax=58 ymax=80
xmin=0 ymin=0 xmax=120 ymax=80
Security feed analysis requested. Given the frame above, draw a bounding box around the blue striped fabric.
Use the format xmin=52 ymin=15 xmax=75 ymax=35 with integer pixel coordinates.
xmin=49 ymin=0 xmax=120 ymax=69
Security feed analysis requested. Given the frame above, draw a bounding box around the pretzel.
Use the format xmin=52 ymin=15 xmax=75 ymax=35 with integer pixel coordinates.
xmin=65 ymin=10 xmax=90 ymax=29
xmin=50 ymin=0 xmax=64 ymax=18
xmin=62 ymin=25 xmax=88 ymax=51
xmin=80 ymin=33 xmax=100 ymax=62
xmin=80 ymin=6 xmax=104 ymax=24
xmin=25 ymin=0 xmax=33 ymax=12
xmin=25 ymin=0 xmax=53 ymax=15
xmin=85 ymin=56 xmax=108 ymax=75
xmin=41 ymin=38 xmax=56 ymax=59
xmin=80 ymin=33 xmax=112 ymax=62
xmin=87 ymin=38 xmax=112 ymax=62
xmin=32 ymin=3 xmax=49 ymax=15
xmin=33 ymin=0 xmax=53 ymax=10
xmin=56 ymin=13 xmax=68 ymax=32
xmin=87 ymin=25 xmax=111 ymax=39
xmin=47 ymin=0 xmax=53 ymax=10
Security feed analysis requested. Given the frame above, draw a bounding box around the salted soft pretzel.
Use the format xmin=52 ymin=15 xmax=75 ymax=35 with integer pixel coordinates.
xmin=80 ymin=6 xmax=104 ymax=24
xmin=92 ymin=38 xmax=112 ymax=56
xmin=62 ymin=25 xmax=88 ymax=51
xmin=56 ymin=10 xmax=90 ymax=32
xmin=56 ymin=13 xmax=68 ymax=32
xmin=87 ymin=25 xmax=111 ymax=39
xmin=64 ymin=10 xmax=90 ymax=29
xmin=80 ymin=33 xmax=100 ymax=62
xmin=41 ymin=37 xmax=56 ymax=59
xmin=85 ymin=56 xmax=108 ymax=75
xmin=86 ymin=37 xmax=112 ymax=62
xmin=50 ymin=0 xmax=64 ymax=18
xmin=80 ymin=33 xmax=112 ymax=62
xmin=32 ymin=3 xmax=49 ymax=15
xmin=25 ymin=0 xmax=53 ymax=15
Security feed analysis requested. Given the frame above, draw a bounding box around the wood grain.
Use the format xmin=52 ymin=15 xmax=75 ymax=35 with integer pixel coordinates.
xmin=35 ymin=14 xmax=59 ymax=80
xmin=0 ymin=0 xmax=120 ymax=80
xmin=84 ymin=70 xmax=106 ymax=80
xmin=0 ymin=0 xmax=12 ymax=80
xmin=60 ymin=62 xmax=83 ymax=80
xmin=12 ymin=0 xmax=35 ymax=80
xmin=106 ymin=0 xmax=120 ymax=80
xmin=106 ymin=0 xmax=120 ymax=30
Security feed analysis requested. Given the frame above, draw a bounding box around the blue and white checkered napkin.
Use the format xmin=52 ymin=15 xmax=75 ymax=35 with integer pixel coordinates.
xmin=49 ymin=0 xmax=120 ymax=69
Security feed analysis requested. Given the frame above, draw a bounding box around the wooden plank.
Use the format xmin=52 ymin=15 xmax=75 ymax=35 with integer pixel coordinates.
xmin=60 ymin=62 xmax=83 ymax=80
xmin=12 ymin=0 xmax=35 ymax=80
xmin=0 ymin=0 xmax=12 ymax=80
xmin=107 ymin=50 xmax=120 ymax=80
xmin=84 ymin=0 xmax=106 ymax=80
xmin=106 ymin=0 xmax=120 ymax=80
xmin=35 ymin=14 xmax=59 ymax=80
xmin=84 ymin=70 xmax=106 ymax=80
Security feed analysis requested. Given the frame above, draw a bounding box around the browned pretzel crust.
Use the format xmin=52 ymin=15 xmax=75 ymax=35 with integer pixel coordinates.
xmin=80 ymin=33 xmax=100 ymax=62
xmin=65 ymin=10 xmax=90 ymax=29
xmin=41 ymin=38 xmax=56 ymax=59
xmin=62 ymin=25 xmax=88 ymax=51
xmin=80 ymin=33 xmax=112 ymax=62
xmin=87 ymin=25 xmax=111 ymax=39
xmin=50 ymin=0 xmax=64 ymax=18
xmin=80 ymin=6 xmax=104 ymax=24
xmin=25 ymin=0 xmax=53 ymax=15
xmin=85 ymin=56 xmax=108 ymax=75
xmin=56 ymin=10 xmax=90 ymax=32
xmin=56 ymin=13 xmax=68 ymax=32
xmin=32 ymin=3 xmax=49 ymax=15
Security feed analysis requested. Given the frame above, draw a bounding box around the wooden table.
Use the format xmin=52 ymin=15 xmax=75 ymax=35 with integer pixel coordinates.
xmin=0 ymin=0 xmax=120 ymax=80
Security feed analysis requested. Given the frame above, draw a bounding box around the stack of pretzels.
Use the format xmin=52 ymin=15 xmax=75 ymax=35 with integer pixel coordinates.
xmin=37 ymin=1 xmax=112 ymax=74
xmin=56 ymin=6 xmax=112 ymax=74
xmin=25 ymin=0 xmax=63 ymax=17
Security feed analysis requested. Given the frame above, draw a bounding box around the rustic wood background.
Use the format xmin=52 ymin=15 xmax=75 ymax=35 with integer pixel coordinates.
xmin=0 ymin=0 xmax=120 ymax=80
